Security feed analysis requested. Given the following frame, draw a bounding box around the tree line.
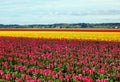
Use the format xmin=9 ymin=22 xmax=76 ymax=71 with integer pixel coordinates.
xmin=0 ymin=23 xmax=120 ymax=29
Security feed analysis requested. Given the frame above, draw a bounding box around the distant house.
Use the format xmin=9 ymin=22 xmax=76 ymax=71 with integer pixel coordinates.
xmin=115 ymin=26 xmax=118 ymax=29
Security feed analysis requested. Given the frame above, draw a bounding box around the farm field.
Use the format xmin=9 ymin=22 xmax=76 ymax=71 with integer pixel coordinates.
xmin=0 ymin=37 xmax=120 ymax=82
xmin=0 ymin=29 xmax=120 ymax=41
xmin=1 ymin=0 xmax=120 ymax=81
xmin=0 ymin=29 xmax=120 ymax=82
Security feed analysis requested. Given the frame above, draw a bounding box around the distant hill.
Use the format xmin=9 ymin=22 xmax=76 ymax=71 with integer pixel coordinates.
xmin=0 ymin=23 xmax=120 ymax=29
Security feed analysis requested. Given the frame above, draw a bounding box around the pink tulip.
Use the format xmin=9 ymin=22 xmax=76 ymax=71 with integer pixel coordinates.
xmin=16 ymin=78 xmax=22 ymax=82
xmin=83 ymin=76 xmax=93 ymax=82
xmin=98 ymin=69 xmax=106 ymax=74
xmin=5 ymin=74 xmax=11 ymax=80
xmin=59 ymin=75 xmax=64 ymax=80
xmin=96 ymin=79 xmax=108 ymax=82
xmin=74 ymin=75 xmax=79 ymax=81
xmin=12 ymin=73 xmax=16 ymax=78
xmin=78 ymin=75 xmax=83 ymax=80
xmin=48 ymin=80 xmax=52 ymax=82
xmin=65 ymin=74 xmax=71 ymax=80
xmin=54 ymin=74 xmax=59 ymax=79
xmin=0 ymin=70 xmax=4 ymax=76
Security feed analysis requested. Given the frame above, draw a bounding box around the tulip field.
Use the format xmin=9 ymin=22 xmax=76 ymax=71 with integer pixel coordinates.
xmin=0 ymin=30 xmax=120 ymax=82
xmin=0 ymin=30 xmax=120 ymax=41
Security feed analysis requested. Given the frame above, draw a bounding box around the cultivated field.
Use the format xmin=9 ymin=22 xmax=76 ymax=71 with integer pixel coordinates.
xmin=0 ymin=37 xmax=120 ymax=82
xmin=0 ymin=29 xmax=120 ymax=41
xmin=0 ymin=29 xmax=120 ymax=82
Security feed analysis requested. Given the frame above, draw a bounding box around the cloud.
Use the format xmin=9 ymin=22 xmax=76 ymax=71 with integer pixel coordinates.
xmin=0 ymin=0 xmax=120 ymax=24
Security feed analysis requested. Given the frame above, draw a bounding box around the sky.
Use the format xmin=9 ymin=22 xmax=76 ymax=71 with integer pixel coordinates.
xmin=0 ymin=0 xmax=120 ymax=24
